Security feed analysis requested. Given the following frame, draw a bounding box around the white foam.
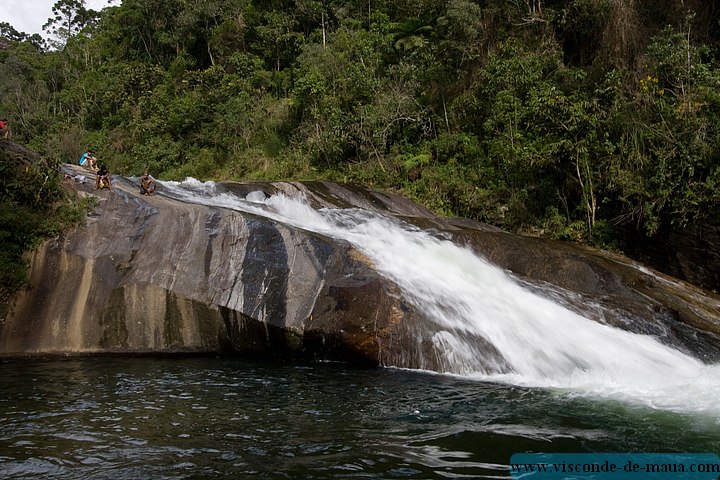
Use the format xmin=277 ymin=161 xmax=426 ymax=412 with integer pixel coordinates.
xmin=159 ymin=179 xmax=720 ymax=415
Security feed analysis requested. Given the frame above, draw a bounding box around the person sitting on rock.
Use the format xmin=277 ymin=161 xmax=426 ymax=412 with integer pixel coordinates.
xmin=80 ymin=150 xmax=98 ymax=171
xmin=96 ymin=164 xmax=112 ymax=190
xmin=139 ymin=170 xmax=156 ymax=196
xmin=88 ymin=155 xmax=99 ymax=172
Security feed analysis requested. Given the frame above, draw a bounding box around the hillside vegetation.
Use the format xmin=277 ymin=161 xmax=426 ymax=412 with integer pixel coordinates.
xmin=1 ymin=0 xmax=719 ymax=282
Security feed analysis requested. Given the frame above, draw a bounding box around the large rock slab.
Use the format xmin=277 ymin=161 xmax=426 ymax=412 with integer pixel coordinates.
xmin=2 ymin=163 xmax=720 ymax=368
xmin=0 ymin=165 xmax=429 ymax=364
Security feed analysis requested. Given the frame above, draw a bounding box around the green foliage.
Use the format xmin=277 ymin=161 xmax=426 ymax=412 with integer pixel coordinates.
xmin=0 ymin=204 xmax=39 ymax=294
xmin=1 ymin=0 xmax=720 ymax=288
xmin=0 ymin=193 xmax=94 ymax=317
xmin=396 ymin=152 xmax=431 ymax=175
xmin=0 ymin=146 xmax=93 ymax=316
xmin=164 ymin=148 xmax=217 ymax=180
xmin=556 ymin=0 xmax=613 ymax=67
xmin=605 ymin=21 xmax=720 ymax=235
xmin=43 ymin=0 xmax=99 ymax=47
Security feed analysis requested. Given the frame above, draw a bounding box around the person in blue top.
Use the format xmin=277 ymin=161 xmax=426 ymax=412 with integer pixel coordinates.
xmin=79 ymin=150 xmax=98 ymax=171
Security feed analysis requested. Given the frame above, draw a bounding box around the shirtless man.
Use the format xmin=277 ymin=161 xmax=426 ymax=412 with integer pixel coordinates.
xmin=140 ymin=170 xmax=156 ymax=195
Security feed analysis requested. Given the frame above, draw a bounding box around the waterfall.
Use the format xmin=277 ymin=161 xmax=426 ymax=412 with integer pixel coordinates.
xmin=161 ymin=179 xmax=720 ymax=414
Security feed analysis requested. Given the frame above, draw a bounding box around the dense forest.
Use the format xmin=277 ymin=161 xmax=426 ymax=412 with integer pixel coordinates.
xmin=1 ymin=0 xmax=720 ymax=301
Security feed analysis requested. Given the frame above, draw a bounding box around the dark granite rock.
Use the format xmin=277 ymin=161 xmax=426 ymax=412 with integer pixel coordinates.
xmin=2 ymin=162 xmax=720 ymax=368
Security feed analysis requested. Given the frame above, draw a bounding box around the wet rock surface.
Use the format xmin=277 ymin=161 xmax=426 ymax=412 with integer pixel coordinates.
xmin=2 ymin=163 xmax=720 ymax=367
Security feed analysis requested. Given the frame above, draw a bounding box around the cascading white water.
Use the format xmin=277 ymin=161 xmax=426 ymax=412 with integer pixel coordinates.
xmin=162 ymin=179 xmax=720 ymax=415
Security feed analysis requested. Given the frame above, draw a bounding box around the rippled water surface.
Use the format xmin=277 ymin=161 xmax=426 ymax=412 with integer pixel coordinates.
xmin=1 ymin=357 xmax=719 ymax=479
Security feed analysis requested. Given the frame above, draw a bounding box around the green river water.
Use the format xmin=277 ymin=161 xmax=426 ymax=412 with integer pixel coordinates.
xmin=1 ymin=357 xmax=718 ymax=479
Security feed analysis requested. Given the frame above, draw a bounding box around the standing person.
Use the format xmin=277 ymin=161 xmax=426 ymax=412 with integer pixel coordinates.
xmin=139 ymin=170 xmax=156 ymax=196
xmin=95 ymin=163 xmax=112 ymax=190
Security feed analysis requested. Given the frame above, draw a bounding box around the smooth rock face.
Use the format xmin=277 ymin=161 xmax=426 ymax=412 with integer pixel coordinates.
xmin=612 ymin=221 xmax=720 ymax=294
xmin=0 ymin=165 xmax=431 ymax=364
xmin=669 ymin=223 xmax=720 ymax=292
xmin=2 ymin=164 xmax=720 ymax=367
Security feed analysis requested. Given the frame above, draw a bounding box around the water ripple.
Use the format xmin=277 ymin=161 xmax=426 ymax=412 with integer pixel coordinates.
xmin=0 ymin=358 xmax=718 ymax=479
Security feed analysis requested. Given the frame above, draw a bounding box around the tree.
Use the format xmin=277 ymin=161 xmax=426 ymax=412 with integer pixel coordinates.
xmin=250 ymin=9 xmax=303 ymax=73
xmin=42 ymin=0 xmax=99 ymax=47
xmin=607 ymin=20 xmax=720 ymax=235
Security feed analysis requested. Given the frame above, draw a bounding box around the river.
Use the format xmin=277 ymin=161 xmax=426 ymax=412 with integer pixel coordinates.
xmin=4 ymin=177 xmax=719 ymax=478
xmin=159 ymin=179 xmax=720 ymax=414
xmin=1 ymin=357 xmax=719 ymax=479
